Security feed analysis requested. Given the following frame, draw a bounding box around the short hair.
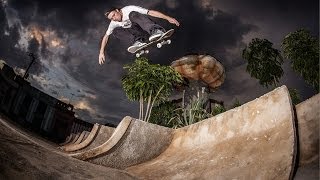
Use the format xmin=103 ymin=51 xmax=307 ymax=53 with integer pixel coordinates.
xmin=104 ymin=6 xmax=119 ymax=17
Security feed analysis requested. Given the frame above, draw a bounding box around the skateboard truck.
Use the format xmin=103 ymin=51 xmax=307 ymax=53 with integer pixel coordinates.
xmin=157 ymin=39 xmax=172 ymax=48
xmin=129 ymin=29 xmax=174 ymax=57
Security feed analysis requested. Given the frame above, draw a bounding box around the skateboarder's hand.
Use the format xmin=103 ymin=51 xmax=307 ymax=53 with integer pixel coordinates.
xmin=168 ymin=17 xmax=180 ymax=26
xmin=99 ymin=53 xmax=106 ymax=65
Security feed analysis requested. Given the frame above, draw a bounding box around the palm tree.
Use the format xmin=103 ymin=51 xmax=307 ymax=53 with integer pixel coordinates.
xmin=242 ymin=38 xmax=284 ymax=88
xmin=122 ymin=57 xmax=183 ymax=122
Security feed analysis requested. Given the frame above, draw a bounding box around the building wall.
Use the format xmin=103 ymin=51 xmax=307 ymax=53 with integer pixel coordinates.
xmin=0 ymin=61 xmax=93 ymax=143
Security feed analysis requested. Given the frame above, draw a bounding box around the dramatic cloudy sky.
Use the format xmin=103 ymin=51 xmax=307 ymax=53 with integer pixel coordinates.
xmin=0 ymin=0 xmax=318 ymax=125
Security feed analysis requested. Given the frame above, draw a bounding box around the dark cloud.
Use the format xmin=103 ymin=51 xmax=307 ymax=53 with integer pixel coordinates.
xmin=27 ymin=37 xmax=39 ymax=53
xmin=212 ymin=0 xmax=319 ymax=38
xmin=144 ymin=5 xmax=256 ymax=67
xmin=65 ymin=83 xmax=70 ymax=89
xmin=8 ymin=0 xmax=119 ymax=38
xmin=0 ymin=3 xmax=27 ymax=67
xmin=75 ymin=108 xmax=94 ymax=122
xmin=51 ymin=90 xmax=59 ymax=95
xmin=76 ymin=94 xmax=86 ymax=98
xmin=0 ymin=3 xmax=45 ymax=75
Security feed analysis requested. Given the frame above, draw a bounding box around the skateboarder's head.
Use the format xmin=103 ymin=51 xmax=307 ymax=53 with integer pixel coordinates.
xmin=104 ymin=7 xmax=122 ymax=22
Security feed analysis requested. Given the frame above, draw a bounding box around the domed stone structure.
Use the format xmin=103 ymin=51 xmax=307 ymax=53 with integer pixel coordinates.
xmin=171 ymin=54 xmax=225 ymax=90
xmin=170 ymin=54 xmax=226 ymax=111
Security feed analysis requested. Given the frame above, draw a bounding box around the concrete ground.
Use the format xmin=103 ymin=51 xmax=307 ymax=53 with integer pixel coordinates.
xmin=1 ymin=113 xmax=318 ymax=180
xmin=0 ymin=115 xmax=137 ymax=180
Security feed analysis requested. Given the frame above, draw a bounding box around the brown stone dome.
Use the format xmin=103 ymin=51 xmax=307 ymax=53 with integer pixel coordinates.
xmin=171 ymin=54 xmax=225 ymax=89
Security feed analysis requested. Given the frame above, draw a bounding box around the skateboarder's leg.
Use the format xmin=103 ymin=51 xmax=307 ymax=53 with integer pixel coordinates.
xmin=112 ymin=26 xmax=148 ymax=45
xmin=129 ymin=11 xmax=165 ymax=35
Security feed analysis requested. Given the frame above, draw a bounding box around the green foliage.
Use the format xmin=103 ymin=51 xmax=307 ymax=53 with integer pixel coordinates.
xmin=288 ymin=88 xmax=301 ymax=105
xmin=242 ymin=38 xmax=284 ymax=88
xmin=149 ymin=101 xmax=177 ymax=127
xmin=211 ymin=104 xmax=226 ymax=116
xmin=122 ymin=57 xmax=183 ymax=102
xmin=231 ymin=98 xmax=242 ymax=108
xmin=169 ymin=96 xmax=212 ymax=128
xmin=281 ymin=29 xmax=319 ymax=91
xmin=121 ymin=57 xmax=183 ymax=121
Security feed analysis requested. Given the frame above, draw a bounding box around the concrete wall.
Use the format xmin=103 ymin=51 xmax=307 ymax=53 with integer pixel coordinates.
xmin=71 ymin=116 xmax=174 ymax=169
xmin=80 ymin=125 xmax=115 ymax=152
xmin=128 ymin=86 xmax=296 ymax=180
xmin=61 ymin=123 xmax=101 ymax=152
xmin=296 ymin=94 xmax=319 ymax=165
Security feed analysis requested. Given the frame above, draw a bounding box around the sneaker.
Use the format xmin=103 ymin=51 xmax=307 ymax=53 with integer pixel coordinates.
xmin=127 ymin=41 xmax=147 ymax=53
xmin=149 ymin=29 xmax=165 ymax=42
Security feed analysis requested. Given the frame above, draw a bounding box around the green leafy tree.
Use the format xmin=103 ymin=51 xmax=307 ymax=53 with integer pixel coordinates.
xmin=169 ymin=96 xmax=212 ymax=128
xmin=149 ymin=101 xmax=177 ymax=127
xmin=242 ymin=38 xmax=284 ymax=88
xmin=288 ymin=88 xmax=301 ymax=105
xmin=281 ymin=29 xmax=319 ymax=91
xmin=122 ymin=57 xmax=183 ymax=122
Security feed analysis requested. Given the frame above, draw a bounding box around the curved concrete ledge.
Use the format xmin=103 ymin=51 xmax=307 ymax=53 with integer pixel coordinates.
xmin=0 ymin=116 xmax=140 ymax=179
xmin=70 ymin=116 xmax=174 ymax=169
xmin=296 ymin=93 xmax=319 ymax=165
xmin=87 ymin=118 xmax=174 ymax=169
xmin=73 ymin=131 xmax=89 ymax=145
xmin=70 ymin=116 xmax=132 ymax=160
xmin=128 ymin=86 xmax=296 ymax=179
xmin=76 ymin=125 xmax=115 ymax=152
xmin=60 ymin=133 xmax=77 ymax=147
xmin=63 ymin=133 xmax=80 ymax=147
xmin=82 ymin=131 xmax=90 ymax=142
xmin=62 ymin=123 xmax=100 ymax=152
xmin=59 ymin=134 xmax=73 ymax=146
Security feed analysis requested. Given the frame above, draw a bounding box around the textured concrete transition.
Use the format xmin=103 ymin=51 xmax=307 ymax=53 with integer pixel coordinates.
xmin=1 ymin=85 xmax=319 ymax=179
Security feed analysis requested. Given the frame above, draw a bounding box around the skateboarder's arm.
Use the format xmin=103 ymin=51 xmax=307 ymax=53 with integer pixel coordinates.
xmin=99 ymin=34 xmax=109 ymax=65
xmin=147 ymin=10 xmax=180 ymax=26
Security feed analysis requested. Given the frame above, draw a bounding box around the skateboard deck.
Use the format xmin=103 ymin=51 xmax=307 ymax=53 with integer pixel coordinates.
xmin=128 ymin=29 xmax=174 ymax=57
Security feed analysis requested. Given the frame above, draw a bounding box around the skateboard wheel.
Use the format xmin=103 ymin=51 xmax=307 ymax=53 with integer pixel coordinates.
xmin=136 ymin=53 xmax=140 ymax=58
xmin=157 ymin=43 xmax=162 ymax=48
xmin=167 ymin=40 xmax=171 ymax=44
xmin=145 ymin=50 xmax=149 ymax=54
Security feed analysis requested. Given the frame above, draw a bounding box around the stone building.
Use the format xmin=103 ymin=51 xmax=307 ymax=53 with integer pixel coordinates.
xmin=0 ymin=60 xmax=92 ymax=142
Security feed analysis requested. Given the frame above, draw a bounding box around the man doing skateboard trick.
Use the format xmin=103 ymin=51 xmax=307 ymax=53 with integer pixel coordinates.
xmin=98 ymin=5 xmax=180 ymax=65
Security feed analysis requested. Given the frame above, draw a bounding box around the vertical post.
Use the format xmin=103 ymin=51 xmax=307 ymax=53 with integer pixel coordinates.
xmin=23 ymin=53 xmax=36 ymax=79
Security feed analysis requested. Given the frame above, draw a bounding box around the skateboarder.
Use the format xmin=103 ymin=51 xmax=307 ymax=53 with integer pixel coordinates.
xmin=98 ymin=5 xmax=180 ymax=65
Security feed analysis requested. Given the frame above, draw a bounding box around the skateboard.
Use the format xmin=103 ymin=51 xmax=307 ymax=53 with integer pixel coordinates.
xmin=128 ymin=29 xmax=174 ymax=58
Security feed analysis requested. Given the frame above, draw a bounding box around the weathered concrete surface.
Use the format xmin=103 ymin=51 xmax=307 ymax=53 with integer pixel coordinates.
xmin=295 ymin=94 xmax=319 ymax=165
xmin=0 ymin=115 xmax=137 ymax=180
xmin=70 ymin=116 xmax=132 ymax=160
xmin=127 ymin=86 xmax=296 ymax=179
xmin=77 ymin=124 xmax=115 ymax=152
xmin=61 ymin=123 xmax=100 ymax=152
xmin=73 ymin=131 xmax=89 ymax=145
xmin=70 ymin=116 xmax=174 ymax=169
xmin=4 ymin=85 xmax=319 ymax=179
xmin=82 ymin=131 xmax=90 ymax=141
xmin=59 ymin=134 xmax=74 ymax=146
xmin=294 ymin=161 xmax=319 ymax=180
xmin=65 ymin=132 xmax=80 ymax=146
